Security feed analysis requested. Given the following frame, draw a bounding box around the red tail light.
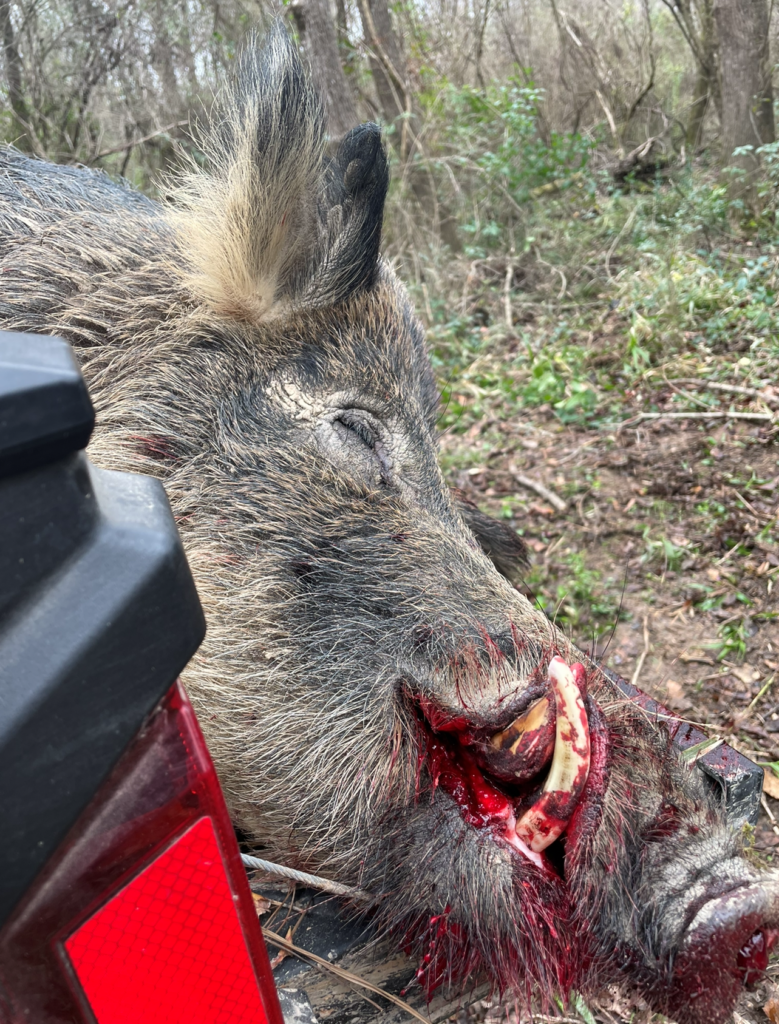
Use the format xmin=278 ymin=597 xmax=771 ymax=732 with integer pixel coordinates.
xmin=0 ymin=681 xmax=283 ymax=1024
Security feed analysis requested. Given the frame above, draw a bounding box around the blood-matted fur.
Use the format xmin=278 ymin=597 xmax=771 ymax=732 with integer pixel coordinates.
xmin=0 ymin=25 xmax=777 ymax=1023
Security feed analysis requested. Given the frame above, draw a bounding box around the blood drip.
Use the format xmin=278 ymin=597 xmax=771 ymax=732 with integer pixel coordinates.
xmin=736 ymin=928 xmax=777 ymax=986
xmin=401 ymin=907 xmax=468 ymax=998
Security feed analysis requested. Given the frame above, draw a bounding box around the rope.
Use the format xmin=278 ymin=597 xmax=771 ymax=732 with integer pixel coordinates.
xmin=240 ymin=854 xmax=371 ymax=902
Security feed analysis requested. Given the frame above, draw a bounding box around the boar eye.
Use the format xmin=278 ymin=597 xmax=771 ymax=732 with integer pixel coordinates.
xmin=324 ymin=408 xmax=391 ymax=485
xmin=333 ymin=412 xmax=376 ymax=450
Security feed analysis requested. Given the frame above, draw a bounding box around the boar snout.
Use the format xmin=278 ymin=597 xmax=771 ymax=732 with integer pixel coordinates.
xmin=630 ymin=844 xmax=779 ymax=1023
xmin=667 ymin=878 xmax=779 ymax=1024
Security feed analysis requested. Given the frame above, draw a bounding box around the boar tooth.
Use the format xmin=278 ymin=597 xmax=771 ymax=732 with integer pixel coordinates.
xmin=514 ymin=656 xmax=590 ymax=854
xmin=490 ymin=696 xmax=552 ymax=754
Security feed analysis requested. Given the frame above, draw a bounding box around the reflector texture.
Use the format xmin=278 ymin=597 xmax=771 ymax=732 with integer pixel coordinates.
xmin=66 ymin=816 xmax=268 ymax=1024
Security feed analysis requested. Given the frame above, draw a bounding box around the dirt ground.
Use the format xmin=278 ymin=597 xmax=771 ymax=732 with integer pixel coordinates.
xmin=440 ymin=395 xmax=779 ymax=1024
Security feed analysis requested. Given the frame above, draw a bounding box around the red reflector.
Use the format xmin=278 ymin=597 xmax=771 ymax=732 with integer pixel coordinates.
xmin=0 ymin=683 xmax=284 ymax=1024
xmin=66 ymin=817 xmax=267 ymax=1024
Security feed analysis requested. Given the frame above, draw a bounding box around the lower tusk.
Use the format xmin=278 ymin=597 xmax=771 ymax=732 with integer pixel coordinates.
xmin=515 ymin=656 xmax=590 ymax=853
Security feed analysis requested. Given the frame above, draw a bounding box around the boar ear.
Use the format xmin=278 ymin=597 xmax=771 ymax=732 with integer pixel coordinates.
xmin=168 ymin=23 xmax=326 ymax=322
xmin=300 ymin=121 xmax=389 ymax=307
xmin=454 ymin=492 xmax=529 ymax=584
xmin=168 ymin=24 xmax=388 ymax=322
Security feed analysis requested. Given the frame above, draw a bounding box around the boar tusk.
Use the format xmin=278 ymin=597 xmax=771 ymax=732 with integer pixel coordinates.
xmin=514 ymin=656 xmax=590 ymax=854
xmin=490 ymin=695 xmax=553 ymax=754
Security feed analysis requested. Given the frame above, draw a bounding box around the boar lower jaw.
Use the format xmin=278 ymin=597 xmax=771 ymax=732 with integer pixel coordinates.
xmin=422 ymin=657 xmax=594 ymax=871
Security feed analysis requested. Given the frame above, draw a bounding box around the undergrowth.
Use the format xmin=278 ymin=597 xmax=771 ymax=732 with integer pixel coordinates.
xmin=403 ymin=86 xmax=779 ymax=667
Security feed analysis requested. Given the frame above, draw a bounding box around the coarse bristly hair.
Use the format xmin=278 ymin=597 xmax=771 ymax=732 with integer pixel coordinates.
xmin=167 ymin=23 xmax=388 ymax=322
xmin=0 ymin=23 xmax=777 ymax=1024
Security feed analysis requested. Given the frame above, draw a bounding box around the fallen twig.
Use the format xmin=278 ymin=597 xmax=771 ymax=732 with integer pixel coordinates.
xmin=605 ymin=205 xmax=639 ymax=280
xmin=748 ymin=674 xmax=776 ymax=713
xmin=681 ymin=736 xmax=723 ymax=764
xmin=679 ymin=653 xmax=715 ymax=665
xmin=733 ymin=489 xmax=770 ymax=520
xmin=616 ymin=410 xmax=775 ymax=431
xmin=263 ymin=928 xmax=431 ymax=1024
xmin=504 ymin=258 xmax=514 ymax=328
xmin=631 ymin=615 xmax=650 ymax=688
xmin=522 ymin=1018 xmax=583 ymax=1024
xmin=715 ymin=544 xmax=742 ymax=566
xmin=512 ymin=471 xmax=568 ymax=512
xmin=760 ymin=793 xmax=779 ymax=837
xmin=649 ymin=377 xmax=779 ymax=408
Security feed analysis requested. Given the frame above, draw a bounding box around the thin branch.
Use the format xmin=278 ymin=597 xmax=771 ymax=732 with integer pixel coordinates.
xmin=356 ymin=0 xmax=413 ymax=160
xmin=623 ymin=50 xmax=656 ymax=128
xmin=474 ymin=0 xmax=491 ymax=89
xmin=594 ymin=88 xmax=619 ymax=148
xmin=616 ymin=410 xmax=775 ymax=431
xmin=658 ymin=0 xmax=703 ymax=66
xmin=631 ymin=615 xmax=651 ymax=687
xmin=262 ymin=929 xmax=432 ymax=1024
xmin=511 ymin=470 xmax=568 ymax=512
xmin=89 ymin=119 xmax=189 ymax=163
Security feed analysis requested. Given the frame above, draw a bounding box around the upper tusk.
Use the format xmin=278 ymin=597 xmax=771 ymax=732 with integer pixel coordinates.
xmin=490 ymin=695 xmax=553 ymax=754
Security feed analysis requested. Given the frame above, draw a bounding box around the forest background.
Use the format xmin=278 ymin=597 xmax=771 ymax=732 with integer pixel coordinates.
xmin=2 ymin=1 xmax=779 ymax=1019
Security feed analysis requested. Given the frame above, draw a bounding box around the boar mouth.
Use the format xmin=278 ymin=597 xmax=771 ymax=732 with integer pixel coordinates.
xmin=416 ymin=657 xmax=596 ymax=873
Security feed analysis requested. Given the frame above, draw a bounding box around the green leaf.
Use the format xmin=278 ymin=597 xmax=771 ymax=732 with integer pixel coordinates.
xmin=572 ymin=992 xmax=598 ymax=1024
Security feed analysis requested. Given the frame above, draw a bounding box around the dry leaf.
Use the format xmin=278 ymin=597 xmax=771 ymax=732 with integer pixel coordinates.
xmin=764 ymin=997 xmax=779 ymax=1023
xmin=252 ymin=893 xmax=272 ymax=916
xmin=732 ymin=664 xmax=761 ymax=686
xmin=665 ymin=680 xmax=693 ymax=712
xmin=763 ymin=769 xmax=779 ymax=801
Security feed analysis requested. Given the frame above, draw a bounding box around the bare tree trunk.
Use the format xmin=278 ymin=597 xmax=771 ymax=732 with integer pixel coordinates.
xmin=474 ymin=0 xmax=491 ymax=90
xmin=357 ymin=0 xmax=461 ymax=251
xmin=660 ymin=0 xmax=721 ymax=148
xmin=686 ymin=66 xmax=710 ymax=151
xmin=712 ymin=0 xmax=774 ymax=177
xmin=335 ymin=0 xmax=348 ymax=41
xmin=359 ymin=0 xmax=406 ymax=128
xmin=290 ymin=0 xmax=359 ymax=139
xmin=0 ymin=1 xmax=32 ymax=151
xmin=685 ymin=0 xmax=717 ymax=150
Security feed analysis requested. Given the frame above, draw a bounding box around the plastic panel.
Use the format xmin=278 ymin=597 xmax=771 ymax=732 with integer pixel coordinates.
xmin=0 ymin=682 xmax=284 ymax=1024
